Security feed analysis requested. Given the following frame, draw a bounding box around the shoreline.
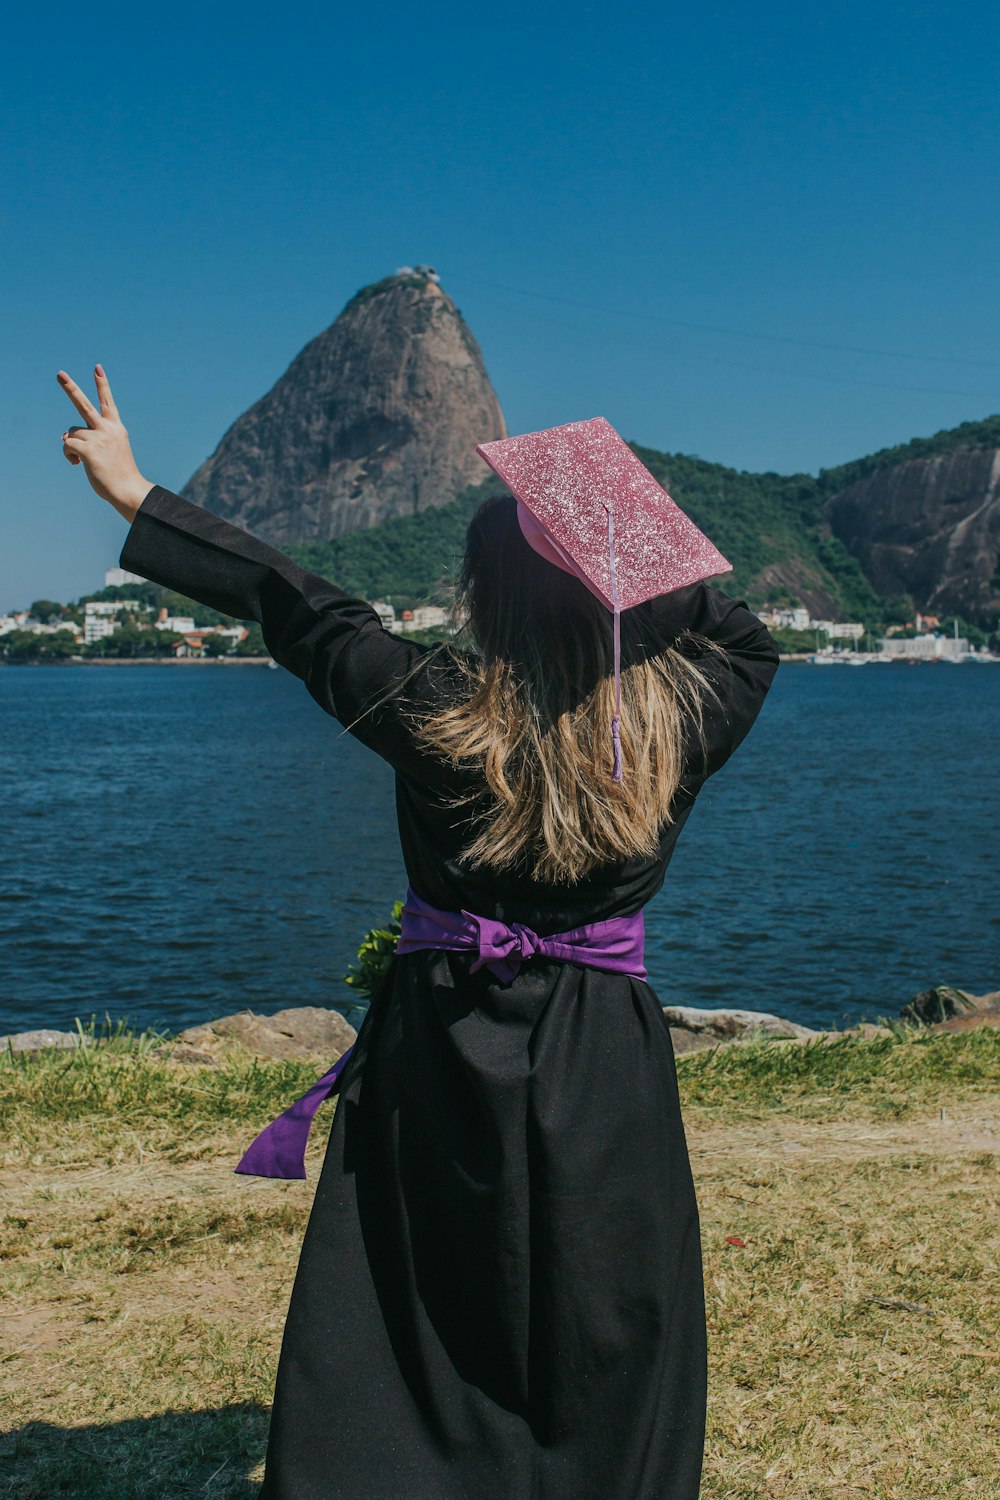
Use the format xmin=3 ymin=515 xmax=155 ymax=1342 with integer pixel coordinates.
xmin=0 ymin=656 xmax=275 ymax=667
xmin=4 ymin=984 xmax=996 ymax=1063
xmin=3 ymin=652 xmax=995 ymax=667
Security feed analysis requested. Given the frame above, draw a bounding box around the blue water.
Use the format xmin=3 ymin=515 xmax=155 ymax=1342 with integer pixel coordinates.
xmin=1 ymin=661 xmax=997 ymax=1035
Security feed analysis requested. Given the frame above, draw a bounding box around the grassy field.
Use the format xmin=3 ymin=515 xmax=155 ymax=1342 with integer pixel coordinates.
xmin=1 ymin=1026 xmax=997 ymax=1498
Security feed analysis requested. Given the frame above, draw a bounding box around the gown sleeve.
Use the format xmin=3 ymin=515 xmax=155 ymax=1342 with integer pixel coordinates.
xmin=650 ymin=581 xmax=781 ymax=781
xmin=117 ymin=484 xmax=443 ymax=780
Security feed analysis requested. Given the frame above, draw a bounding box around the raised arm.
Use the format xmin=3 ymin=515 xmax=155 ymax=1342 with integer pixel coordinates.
xmin=118 ymin=485 xmax=441 ymax=776
xmin=56 ymin=363 xmax=446 ymax=779
xmin=651 ymin=581 xmax=781 ymax=780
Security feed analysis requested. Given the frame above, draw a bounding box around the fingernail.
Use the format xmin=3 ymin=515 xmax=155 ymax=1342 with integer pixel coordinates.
xmin=95 ymin=364 xmax=104 ymax=375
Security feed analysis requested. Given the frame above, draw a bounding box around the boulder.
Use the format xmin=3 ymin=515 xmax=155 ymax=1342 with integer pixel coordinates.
xmin=834 ymin=1021 xmax=894 ymax=1040
xmin=162 ymin=1006 xmax=357 ymax=1065
xmin=899 ymin=984 xmax=1000 ymax=1031
xmin=663 ymin=1005 xmax=821 ymax=1055
xmin=668 ymin=1027 xmax=720 ymax=1056
xmin=0 ymin=1028 xmax=84 ymax=1056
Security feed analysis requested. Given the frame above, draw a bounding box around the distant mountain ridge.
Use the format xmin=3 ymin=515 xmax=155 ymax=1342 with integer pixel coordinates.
xmin=287 ymin=418 xmax=1000 ymax=630
xmin=286 ymin=459 xmax=878 ymax=623
xmin=173 ymin=265 xmax=999 ymax=628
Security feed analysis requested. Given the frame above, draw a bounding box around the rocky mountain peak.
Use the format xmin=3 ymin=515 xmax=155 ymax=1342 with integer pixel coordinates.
xmin=824 ymin=444 xmax=1000 ymax=628
xmin=179 ymin=269 xmax=507 ymax=545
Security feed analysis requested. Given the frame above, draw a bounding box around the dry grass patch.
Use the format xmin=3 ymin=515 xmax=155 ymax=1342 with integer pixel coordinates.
xmin=695 ymin=1120 xmax=997 ymax=1496
xmin=1 ymin=1026 xmax=997 ymax=1497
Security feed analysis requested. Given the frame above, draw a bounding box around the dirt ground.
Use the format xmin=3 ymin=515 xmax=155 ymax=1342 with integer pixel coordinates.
xmin=2 ymin=1088 xmax=997 ymax=1499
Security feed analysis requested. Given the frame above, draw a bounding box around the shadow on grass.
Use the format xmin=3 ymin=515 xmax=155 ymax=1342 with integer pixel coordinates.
xmin=0 ymin=1402 xmax=268 ymax=1499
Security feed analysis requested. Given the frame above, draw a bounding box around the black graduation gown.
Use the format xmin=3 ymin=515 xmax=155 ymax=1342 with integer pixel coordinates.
xmin=119 ymin=486 xmax=780 ymax=1500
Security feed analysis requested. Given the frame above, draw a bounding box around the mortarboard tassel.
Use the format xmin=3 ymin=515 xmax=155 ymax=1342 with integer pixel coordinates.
xmin=607 ymin=507 xmax=623 ymax=782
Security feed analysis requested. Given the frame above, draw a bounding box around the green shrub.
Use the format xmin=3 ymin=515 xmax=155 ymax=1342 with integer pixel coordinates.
xmin=343 ymin=899 xmax=404 ymax=999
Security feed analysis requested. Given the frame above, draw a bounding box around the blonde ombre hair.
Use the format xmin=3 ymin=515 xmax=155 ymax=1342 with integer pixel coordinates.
xmin=394 ymin=496 xmax=729 ymax=886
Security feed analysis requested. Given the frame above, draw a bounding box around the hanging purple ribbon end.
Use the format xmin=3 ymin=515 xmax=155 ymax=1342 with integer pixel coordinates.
xmin=234 ymin=1044 xmax=355 ymax=1181
xmin=235 ymin=1124 xmax=310 ymax=1181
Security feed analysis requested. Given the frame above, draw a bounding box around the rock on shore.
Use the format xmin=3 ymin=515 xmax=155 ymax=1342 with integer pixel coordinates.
xmin=662 ymin=1005 xmax=823 ymax=1055
xmin=898 ymin=984 xmax=1000 ymax=1031
xmin=0 ymin=1028 xmax=85 ymax=1056
xmin=3 ymin=986 xmax=998 ymax=1064
xmin=159 ymin=1006 xmax=358 ymax=1065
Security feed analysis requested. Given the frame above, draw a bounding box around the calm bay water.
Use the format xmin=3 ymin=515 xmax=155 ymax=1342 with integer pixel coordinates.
xmin=1 ymin=661 xmax=997 ymax=1035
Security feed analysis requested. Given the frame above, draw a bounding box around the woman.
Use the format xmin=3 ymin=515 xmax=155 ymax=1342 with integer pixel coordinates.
xmin=59 ymin=365 xmax=780 ymax=1499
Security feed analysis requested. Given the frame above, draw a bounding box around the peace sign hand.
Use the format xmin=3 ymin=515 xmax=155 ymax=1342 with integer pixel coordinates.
xmin=57 ymin=364 xmax=155 ymax=522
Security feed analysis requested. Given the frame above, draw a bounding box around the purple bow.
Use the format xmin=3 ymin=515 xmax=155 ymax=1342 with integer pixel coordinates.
xmin=395 ymin=886 xmax=646 ymax=985
xmin=465 ymin=913 xmax=544 ymax=983
xmin=235 ymin=886 xmax=647 ymax=1181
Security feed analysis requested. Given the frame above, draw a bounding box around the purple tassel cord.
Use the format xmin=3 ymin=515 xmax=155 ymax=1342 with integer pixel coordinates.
xmin=607 ymin=508 xmax=623 ymax=782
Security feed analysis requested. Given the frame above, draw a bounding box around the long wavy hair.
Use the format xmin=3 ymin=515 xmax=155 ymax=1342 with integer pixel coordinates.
xmin=383 ymin=495 xmax=729 ymax=885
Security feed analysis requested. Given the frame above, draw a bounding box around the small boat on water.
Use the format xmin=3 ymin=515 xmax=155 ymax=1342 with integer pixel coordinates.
xmin=808 ymin=649 xmax=881 ymax=665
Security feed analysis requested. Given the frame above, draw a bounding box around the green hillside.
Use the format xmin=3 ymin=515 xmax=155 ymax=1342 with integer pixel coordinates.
xmin=283 ymin=446 xmax=883 ymax=624
xmin=284 ymin=415 xmax=1000 ymax=632
xmin=625 ymin=445 xmax=887 ymax=621
xmin=288 ymin=476 xmax=508 ymax=611
xmin=815 ymin=412 xmax=1000 ymax=497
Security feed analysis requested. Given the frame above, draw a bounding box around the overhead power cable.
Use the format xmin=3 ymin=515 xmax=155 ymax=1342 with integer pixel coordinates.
xmin=443 ymin=270 xmax=1000 ymax=374
xmin=457 ymin=289 xmax=998 ymax=402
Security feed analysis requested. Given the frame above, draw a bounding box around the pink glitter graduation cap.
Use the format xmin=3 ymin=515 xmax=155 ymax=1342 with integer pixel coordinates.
xmin=475 ymin=416 xmax=732 ymax=781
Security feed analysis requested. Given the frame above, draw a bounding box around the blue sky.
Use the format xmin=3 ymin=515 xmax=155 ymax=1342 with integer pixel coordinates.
xmin=4 ymin=0 xmax=999 ymax=609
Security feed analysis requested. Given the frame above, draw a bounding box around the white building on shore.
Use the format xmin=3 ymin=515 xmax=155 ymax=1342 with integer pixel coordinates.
xmin=812 ymin=620 xmax=865 ymax=641
xmin=411 ymin=605 xmax=450 ymax=630
xmin=154 ymin=607 xmax=197 ymax=633
xmin=83 ymin=599 xmax=141 ymax=644
xmin=104 ymin=566 xmax=146 ymax=587
xmin=85 ymin=615 xmax=118 ymax=644
xmin=759 ymin=604 xmax=867 ymax=637
xmin=758 ymin=605 xmax=811 ymax=630
xmin=878 ymin=633 xmax=971 ymax=660
xmin=86 ymin=599 xmax=140 ymax=617
xmin=376 ymin=601 xmax=452 ymax=633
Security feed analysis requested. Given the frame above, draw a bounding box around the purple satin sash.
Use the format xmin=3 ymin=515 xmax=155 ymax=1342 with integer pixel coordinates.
xmin=235 ymin=885 xmax=646 ymax=1180
xmin=395 ymin=885 xmax=646 ymax=985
